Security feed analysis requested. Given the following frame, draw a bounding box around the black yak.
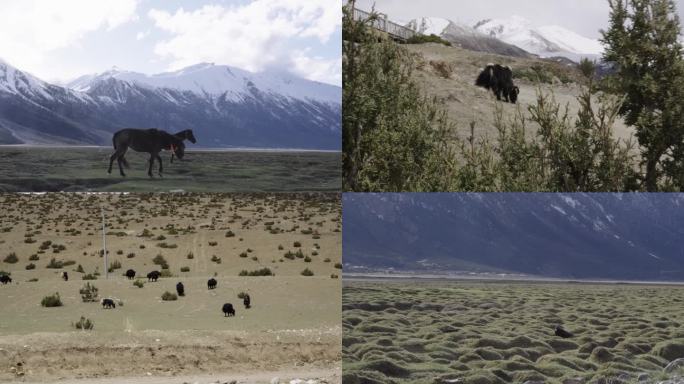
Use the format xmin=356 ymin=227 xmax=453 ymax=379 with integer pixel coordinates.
xmin=207 ymin=278 xmax=217 ymax=290
xmin=243 ymin=294 xmax=251 ymax=309
xmin=147 ymin=271 xmax=160 ymax=282
xmin=555 ymin=325 xmax=573 ymax=338
xmin=0 ymin=275 xmax=11 ymax=284
xmin=125 ymin=269 xmax=136 ymax=280
xmin=176 ymin=282 xmax=185 ymax=297
xmin=62 ymin=271 xmax=68 ymax=281
xmin=476 ymin=63 xmax=519 ymax=104
xmin=101 ymin=298 xmax=116 ymax=309
xmin=222 ymin=303 xmax=235 ymax=317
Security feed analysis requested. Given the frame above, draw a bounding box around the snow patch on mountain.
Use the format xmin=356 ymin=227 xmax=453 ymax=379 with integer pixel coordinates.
xmin=473 ymin=15 xmax=603 ymax=57
xmin=68 ymin=63 xmax=341 ymax=105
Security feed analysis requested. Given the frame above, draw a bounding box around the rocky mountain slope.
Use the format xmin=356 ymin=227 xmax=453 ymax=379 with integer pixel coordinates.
xmin=0 ymin=59 xmax=341 ymax=149
xmin=343 ymin=193 xmax=684 ymax=281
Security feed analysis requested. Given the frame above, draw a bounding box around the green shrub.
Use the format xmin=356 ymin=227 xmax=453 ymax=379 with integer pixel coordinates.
xmin=334 ymin=263 xmax=342 ymax=269
xmin=82 ymin=273 xmax=97 ymax=280
xmin=133 ymin=279 xmax=144 ymax=288
xmin=237 ymin=291 xmax=249 ymax=299
xmin=208 ymin=241 xmax=218 ymax=246
xmin=152 ymin=254 xmax=169 ymax=269
xmin=126 ymin=252 xmax=135 ymax=258
xmin=301 ymin=268 xmax=314 ymax=276
xmin=41 ymin=292 xmax=62 ymax=307
xmin=186 ymin=252 xmax=194 ymax=259
xmin=238 ymin=268 xmax=274 ymax=276
xmin=46 ymin=258 xmax=63 ymax=269
xmin=76 ymin=264 xmax=85 ymax=273
xmin=73 ymin=316 xmax=94 ymax=330
xmin=25 ymin=263 xmax=35 ymax=270
xmin=29 ymin=254 xmax=39 ymax=261
xmin=304 ymin=256 xmax=312 ymax=262
xmin=211 ymin=255 xmax=222 ymax=264
xmin=225 ymin=230 xmax=235 ymax=237
xmin=293 ymin=241 xmax=301 ymax=247
xmin=160 ymin=269 xmax=173 ymax=278
xmin=79 ymin=282 xmax=99 ymax=302
xmin=239 ymin=251 xmax=248 ymax=258
xmin=109 ymin=260 xmax=122 ymax=270
xmin=3 ymin=252 xmax=18 ymax=264
xmin=161 ymin=291 xmax=177 ymax=301
xmin=406 ymin=33 xmax=451 ymax=46
xmin=156 ymin=242 xmax=177 ymax=249
xmin=331 ymin=274 xmax=339 ymax=279
xmin=180 ymin=266 xmax=190 ymax=272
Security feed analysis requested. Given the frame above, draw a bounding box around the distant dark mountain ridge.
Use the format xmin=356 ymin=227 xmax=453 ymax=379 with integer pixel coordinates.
xmin=343 ymin=193 xmax=684 ymax=281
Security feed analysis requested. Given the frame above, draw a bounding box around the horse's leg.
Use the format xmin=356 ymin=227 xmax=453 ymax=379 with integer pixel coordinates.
xmin=117 ymin=154 xmax=126 ymax=177
xmin=156 ymin=154 xmax=163 ymax=177
xmin=108 ymin=152 xmax=117 ymax=174
xmin=148 ymin=154 xmax=155 ymax=178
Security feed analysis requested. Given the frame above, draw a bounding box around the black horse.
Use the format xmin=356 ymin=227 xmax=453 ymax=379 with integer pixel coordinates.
xmin=108 ymin=128 xmax=187 ymax=178
xmin=171 ymin=129 xmax=196 ymax=163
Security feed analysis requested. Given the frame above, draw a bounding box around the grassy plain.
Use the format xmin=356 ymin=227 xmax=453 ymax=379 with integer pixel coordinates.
xmin=0 ymin=193 xmax=342 ymax=383
xmin=343 ymin=279 xmax=684 ymax=384
xmin=0 ymin=146 xmax=340 ymax=192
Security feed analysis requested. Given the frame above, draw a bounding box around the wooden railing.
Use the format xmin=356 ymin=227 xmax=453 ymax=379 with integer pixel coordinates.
xmin=352 ymin=7 xmax=419 ymax=42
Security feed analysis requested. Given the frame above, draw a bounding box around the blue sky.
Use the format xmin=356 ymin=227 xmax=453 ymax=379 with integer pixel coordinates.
xmin=0 ymin=0 xmax=341 ymax=85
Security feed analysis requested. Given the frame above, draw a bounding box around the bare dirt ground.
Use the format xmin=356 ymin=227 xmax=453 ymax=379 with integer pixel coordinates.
xmin=405 ymin=43 xmax=635 ymax=145
xmin=0 ymin=193 xmax=342 ymax=383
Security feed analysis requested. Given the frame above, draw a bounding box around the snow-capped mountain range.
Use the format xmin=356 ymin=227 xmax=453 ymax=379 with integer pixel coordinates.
xmin=0 ymin=59 xmax=341 ymax=149
xmin=344 ymin=193 xmax=684 ymax=281
xmin=407 ymin=16 xmax=603 ymax=61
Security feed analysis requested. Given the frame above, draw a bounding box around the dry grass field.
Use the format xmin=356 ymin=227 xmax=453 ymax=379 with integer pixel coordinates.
xmin=0 ymin=193 xmax=342 ymax=383
xmin=343 ymin=279 xmax=684 ymax=384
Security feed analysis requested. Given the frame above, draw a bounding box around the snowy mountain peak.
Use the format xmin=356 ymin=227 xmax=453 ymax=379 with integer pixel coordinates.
xmin=67 ymin=63 xmax=340 ymax=105
xmin=473 ymin=15 xmax=603 ymax=58
xmin=407 ymin=17 xmax=452 ymax=36
xmin=0 ymin=58 xmax=54 ymax=100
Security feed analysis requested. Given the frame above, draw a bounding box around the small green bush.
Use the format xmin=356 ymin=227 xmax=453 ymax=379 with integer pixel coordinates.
xmin=29 ymin=254 xmax=39 ymax=261
xmin=25 ymin=263 xmax=36 ymax=270
xmin=406 ymin=33 xmax=452 ymax=46
xmin=46 ymin=258 xmax=63 ymax=269
xmin=180 ymin=266 xmax=190 ymax=272
xmin=82 ymin=273 xmax=97 ymax=280
xmin=152 ymin=254 xmax=169 ymax=269
xmin=161 ymin=291 xmax=177 ymax=301
xmin=79 ymin=282 xmax=99 ymax=302
xmin=186 ymin=252 xmax=194 ymax=259
xmin=73 ymin=316 xmax=94 ymax=330
xmin=301 ymin=268 xmax=314 ymax=276
xmin=334 ymin=263 xmax=342 ymax=269
xmin=133 ymin=279 xmax=144 ymax=288
xmin=238 ymin=268 xmax=274 ymax=276
xmin=41 ymin=292 xmax=62 ymax=307
xmin=3 ymin=252 xmax=18 ymax=264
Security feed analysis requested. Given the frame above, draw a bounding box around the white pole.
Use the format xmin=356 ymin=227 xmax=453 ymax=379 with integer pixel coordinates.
xmin=102 ymin=208 xmax=107 ymax=280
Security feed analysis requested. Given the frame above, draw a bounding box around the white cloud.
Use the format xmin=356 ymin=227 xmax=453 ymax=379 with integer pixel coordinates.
xmin=290 ymin=50 xmax=341 ymax=85
xmin=136 ymin=31 xmax=150 ymax=41
xmin=148 ymin=0 xmax=341 ymax=85
xmin=0 ymin=0 xmax=139 ymax=77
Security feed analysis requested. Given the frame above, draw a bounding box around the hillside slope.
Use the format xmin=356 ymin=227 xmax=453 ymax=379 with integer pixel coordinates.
xmin=404 ymin=43 xmax=633 ymax=144
xmin=343 ymin=193 xmax=684 ymax=280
